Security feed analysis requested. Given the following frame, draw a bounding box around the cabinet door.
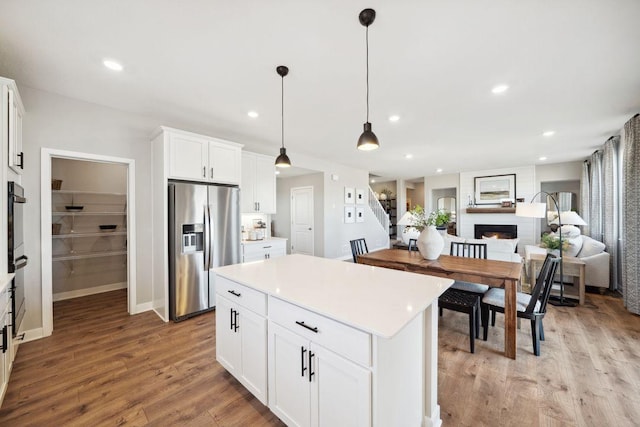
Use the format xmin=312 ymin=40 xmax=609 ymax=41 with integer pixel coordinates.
xmin=240 ymin=152 xmax=257 ymax=212
xmin=215 ymin=296 xmax=241 ymax=373
xmin=268 ymin=322 xmax=311 ymax=427
xmin=169 ymin=133 xmax=208 ymax=181
xmin=239 ymin=307 xmax=268 ymax=404
xmin=6 ymin=86 xmax=24 ymax=174
xmin=254 ymin=154 xmax=276 ymax=213
xmin=311 ymin=344 xmax=371 ymax=427
xmin=208 ymin=140 xmax=241 ymax=184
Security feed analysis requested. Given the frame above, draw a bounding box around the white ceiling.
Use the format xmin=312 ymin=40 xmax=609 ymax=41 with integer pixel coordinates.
xmin=1 ymin=1 xmax=639 ymax=180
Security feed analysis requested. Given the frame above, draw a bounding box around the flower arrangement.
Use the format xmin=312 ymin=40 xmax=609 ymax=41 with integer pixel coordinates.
xmin=403 ymin=205 xmax=451 ymax=232
xmin=540 ymin=233 xmax=569 ymax=252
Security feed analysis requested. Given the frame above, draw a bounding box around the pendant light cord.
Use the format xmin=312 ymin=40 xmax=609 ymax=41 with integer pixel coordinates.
xmin=366 ymin=25 xmax=370 ymax=123
xmin=281 ymin=75 xmax=285 ymax=149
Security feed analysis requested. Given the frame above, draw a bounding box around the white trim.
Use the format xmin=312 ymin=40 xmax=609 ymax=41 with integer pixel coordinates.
xmin=134 ymin=301 xmax=153 ymax=314
xmin=52 ymin=281 xmax=127 ymax=302
xmin=41 ymin=148 xmax=137 ymax=337
xmin=18 ymin=327 xmax=44 ymax=343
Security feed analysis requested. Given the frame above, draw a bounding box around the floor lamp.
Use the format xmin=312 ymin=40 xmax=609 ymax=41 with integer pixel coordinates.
xmin=516 ymin=192 xmax=584 ymax=307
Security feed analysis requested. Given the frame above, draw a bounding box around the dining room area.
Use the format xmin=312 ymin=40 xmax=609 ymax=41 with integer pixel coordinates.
xmin=350 ymin=236 xmax=640 ymax=426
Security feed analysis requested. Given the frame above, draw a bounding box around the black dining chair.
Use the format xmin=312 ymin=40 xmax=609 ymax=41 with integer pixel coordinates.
xmin=349 ymin=238 xmax=369 ymax=263
xmin=408 ymin=238 xmax=418 ymax=252
xmin=443 ymin=242 xmax=490 ymax=335
xmin=481 ymin=253 xmax=559 ymax=356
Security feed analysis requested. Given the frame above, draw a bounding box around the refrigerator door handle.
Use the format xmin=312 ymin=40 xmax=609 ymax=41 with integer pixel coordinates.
xmin=207 ymin=204 xmax=214 ymax=269
xmin=203 ymin=205 xmax=210 ymax=270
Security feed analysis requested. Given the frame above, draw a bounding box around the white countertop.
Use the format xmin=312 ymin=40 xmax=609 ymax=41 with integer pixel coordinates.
xmin=241 ymin=237 xmax=288 ymax=245
xmin=0 ymin=273 xmax=15 ymax=294
xmin=213 ymin=254 xmax=452 ymax=338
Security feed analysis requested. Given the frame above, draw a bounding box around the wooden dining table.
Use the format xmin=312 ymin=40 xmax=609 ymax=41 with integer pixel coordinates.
xmin=357 ymin=249 xmax=523 ymax=359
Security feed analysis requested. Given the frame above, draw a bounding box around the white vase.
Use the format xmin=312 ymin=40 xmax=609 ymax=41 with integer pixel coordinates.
xmin=417 ymin=226 xmax=444 ymax=260
xmin=402 ymin=227 xmax=421 ymax=245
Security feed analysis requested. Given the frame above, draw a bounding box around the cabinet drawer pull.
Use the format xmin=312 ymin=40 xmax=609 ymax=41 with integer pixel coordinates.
xmin=295 ymin=321 xmax=319 ymax=333
xmin=210 ymin=167 xmax=214 ymax=178
xmin=234 ymin=310 xmax=239 ymax=332
xmin=263 ymin=246 xmax=272 ymax=249
xmin=203 ymin=166 xmax=206 ymax=177
xmin=301 ymin=346 xmax=307 ymax=377
xmin=228 ymin=290 xmax=241 ymax=297
xmin=308 ymin=351 xmax=315 ymax=382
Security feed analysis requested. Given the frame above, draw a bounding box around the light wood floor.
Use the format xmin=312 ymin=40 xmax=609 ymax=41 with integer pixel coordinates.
xmin=1 ymin=289 xmax=639 ymax=426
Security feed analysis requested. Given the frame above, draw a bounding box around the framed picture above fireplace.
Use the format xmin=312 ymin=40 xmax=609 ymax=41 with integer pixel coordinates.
xmin=474 ymin=174 xmax=516 ymax=205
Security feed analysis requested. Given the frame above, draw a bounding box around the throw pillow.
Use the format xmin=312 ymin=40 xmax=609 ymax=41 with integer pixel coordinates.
xmin=441 ymin=234 xmax=465 ymax=255
xmin=579 ymin=236 xmax=606 ymax=258
xmin=481 ymin=236 xmax=519 ymax=253
xmin=564 ymin=235 xmax=583 ymax=257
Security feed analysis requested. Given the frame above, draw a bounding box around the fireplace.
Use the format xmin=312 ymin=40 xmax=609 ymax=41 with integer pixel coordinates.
xmin=474 ymin=224 xmax=517 ymax=239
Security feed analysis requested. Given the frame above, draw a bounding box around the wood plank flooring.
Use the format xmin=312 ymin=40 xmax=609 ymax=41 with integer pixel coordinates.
xmin=1 ymin=289 xmax=639 ymax=426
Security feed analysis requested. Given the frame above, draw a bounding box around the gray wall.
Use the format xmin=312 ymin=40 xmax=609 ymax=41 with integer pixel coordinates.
xmin=273 ymin=172 xmax=324 ymax=256
xmin=20 ymin=86 xmax=155 ymax=332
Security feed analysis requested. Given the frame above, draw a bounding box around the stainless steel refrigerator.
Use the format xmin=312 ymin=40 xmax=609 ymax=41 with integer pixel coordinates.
xmin=168 ymin=181 xmax=241 ymax=321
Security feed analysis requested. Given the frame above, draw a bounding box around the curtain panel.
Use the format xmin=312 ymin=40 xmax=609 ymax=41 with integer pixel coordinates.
xmin=602 ymin=137 xmax=619 ymax=290
xmin=588 ymin=151 xmax=603 ymax=240
xmin=622 ymin=114 xmax=640 ymax=314
xmin=580 ymin=161 xmax=590 ymax=237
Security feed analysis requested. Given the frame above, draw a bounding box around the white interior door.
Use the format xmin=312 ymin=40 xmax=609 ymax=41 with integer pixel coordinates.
xmin=291 ymin=186 xmax=314 ymax=255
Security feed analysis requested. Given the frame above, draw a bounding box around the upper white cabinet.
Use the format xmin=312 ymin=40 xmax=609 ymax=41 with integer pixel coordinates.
xmin=2 ymin=77 xmax=25 ymax=174
xmin=163 ymin=127 xmax=242 ymax=184
xmin=241 ymin=152 xmax=276 ymax=213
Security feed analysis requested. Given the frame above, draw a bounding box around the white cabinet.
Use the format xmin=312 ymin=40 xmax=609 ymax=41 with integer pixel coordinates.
xmin=167 ymin=129 xmax=241 ymax=184
xmin=241 ymin=152 xmax=276 ymax=213
xmin=242 ymin=239 xmax=287 ymax=263
xmin=0 ymin=284 xmax=12 ymax=404
xmin=215 ymin=277 xmax=268 ymax=405
xmin=268 ymin=297 xmax=371 ymax=427
xmin=2 ymin=77 xmax=25 ymax=174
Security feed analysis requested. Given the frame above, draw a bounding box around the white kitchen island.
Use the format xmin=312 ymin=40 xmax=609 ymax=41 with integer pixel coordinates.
xmin=213 ymin=254 xmax=452 ymax=427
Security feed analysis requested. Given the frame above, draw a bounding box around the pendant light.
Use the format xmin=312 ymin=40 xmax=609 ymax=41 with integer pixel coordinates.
xmin=357 ymin=8 xmax=379 ymax=151
xmin=275 ymin=65 xmax=292 ymax=168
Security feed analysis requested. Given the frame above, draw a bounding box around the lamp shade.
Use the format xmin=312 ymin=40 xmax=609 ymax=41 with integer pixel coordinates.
xmin=275 ymin=147 xmax=291 ymax=168
xmin=397 ymin=212 xmax=415 ymax=226
xmin=549 ymin=211 xmax=587 ymax=225
xmin=357 ymin=122 xmax=379 ymax=151
xmin=515 ymin=202 xmax=546 ymax=218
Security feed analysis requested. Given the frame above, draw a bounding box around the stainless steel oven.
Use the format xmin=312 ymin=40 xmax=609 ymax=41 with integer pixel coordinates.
xmin=8 ymin=182 xmax=27 ymax=338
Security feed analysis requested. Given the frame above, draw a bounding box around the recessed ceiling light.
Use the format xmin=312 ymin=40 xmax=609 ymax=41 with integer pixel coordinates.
xmin=370 ymin=179 xmax=376 ymax=183
xmin=542 ymin=130 xmax=555 ymax=137
xmin=405 ymin=154 xmax=413 ymax=159
xmin=491 ymin=84 xmax=509 ymax=94
xmin=436 ymin=168 xmax=443 ymax=173
xmin=539 ymin=156 xmax=547 ymax=161
xmin=389 ymin=115 xmax=400 ymax=122
xmin=275 ymin=170 xmax=280 ymax=175
xmin=103 ymin=59 xmax=123 ymax=71
xmin=247 ymin=111 xmax=259 ymax=118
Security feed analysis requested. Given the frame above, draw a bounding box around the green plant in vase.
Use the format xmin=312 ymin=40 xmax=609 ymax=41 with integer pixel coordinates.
xmin=540 ymin=233 xmax=569 ymax=253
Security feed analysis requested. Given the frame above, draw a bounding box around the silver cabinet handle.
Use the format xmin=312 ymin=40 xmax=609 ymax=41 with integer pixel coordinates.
xmin=210 ymin=167 xmax=214 ymax=178
xmin=203 ymin=166 xmax=206 ymax=177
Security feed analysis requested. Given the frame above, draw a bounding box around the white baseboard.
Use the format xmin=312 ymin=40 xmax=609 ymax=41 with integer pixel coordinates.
xmin=52 ymin=282 xmax=127 ymax=302
xmin=134 ymin=301 xmax=153 ymax=314
xmin=19 ymin=327 xmax=46 ymax=343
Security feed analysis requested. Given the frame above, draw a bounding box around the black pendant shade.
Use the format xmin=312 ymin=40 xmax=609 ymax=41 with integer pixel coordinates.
xmin=357 ymin=8 xmax=379 ymax=151
xmin=357 ymin=122 xmax=379 ymax=151
xmin=275 ymin=65 xmax=292 ymax=168
xmin=275 ymin=147 xmax=291 ymax=168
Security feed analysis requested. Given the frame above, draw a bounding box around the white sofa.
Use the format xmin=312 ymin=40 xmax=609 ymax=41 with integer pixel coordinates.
xmin=442 ymin=234 xmax=522 ymax=263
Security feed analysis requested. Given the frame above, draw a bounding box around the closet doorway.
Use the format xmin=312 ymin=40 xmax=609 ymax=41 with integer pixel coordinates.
xmin=41 ymin=149 xmax=136 ymax=337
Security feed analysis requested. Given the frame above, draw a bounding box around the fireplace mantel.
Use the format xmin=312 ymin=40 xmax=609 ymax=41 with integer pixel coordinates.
xmin=466 ymin=207 xmax=516 ymax=214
